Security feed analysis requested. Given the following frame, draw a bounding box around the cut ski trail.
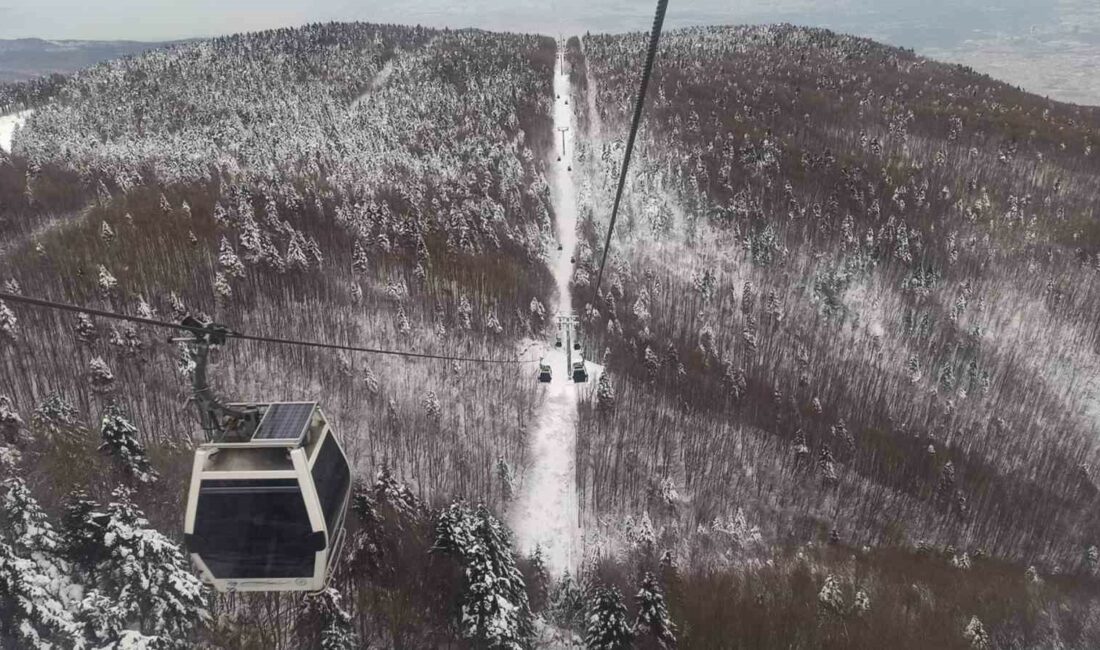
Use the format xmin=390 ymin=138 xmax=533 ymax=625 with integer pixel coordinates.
xmin=510 ymin=43 xmax=586 ymax=577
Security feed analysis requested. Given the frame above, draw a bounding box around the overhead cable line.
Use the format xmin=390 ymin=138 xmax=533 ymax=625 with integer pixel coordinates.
xmin=592 ymin=0 xmax=669 ymax=299
xmin=0 ymin=291 xmax=533 ymax=365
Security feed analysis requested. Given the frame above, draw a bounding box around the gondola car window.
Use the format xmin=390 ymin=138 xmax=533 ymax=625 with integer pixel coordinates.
xmin=312 ymin=434 xmax=351 ymax=532
xmin=194 ymin=479 xmax=315 ymax=579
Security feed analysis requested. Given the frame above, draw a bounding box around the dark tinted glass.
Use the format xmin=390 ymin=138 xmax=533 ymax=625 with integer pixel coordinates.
xmin=194 ymin=479 xmax=316 ymax=579
xmin=311 ymin=434 xmax=351 ymax=533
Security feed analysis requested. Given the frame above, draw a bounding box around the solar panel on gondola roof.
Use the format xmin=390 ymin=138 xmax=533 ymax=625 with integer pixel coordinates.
xmin=252 ymin=402 xmax=316 ymax=443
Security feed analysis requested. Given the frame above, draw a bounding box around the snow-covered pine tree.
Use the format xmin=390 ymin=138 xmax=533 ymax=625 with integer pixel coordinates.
xmin=89 ymin=355 xmax=116 ymax=392
xmin=486 ymin=309 xmax=503 ymax=335
xmin=792 ymin=429 xmax=810 ymax=469
xmin=352 ymin=240 xmax=369 ymax=275
xmin=528 ymin=544 xmax=550 ymax=612
xmin=100 ymin=220 xmax=115 ymax=245
xmin=585 ymin=585 xmax=634 ymax=650
xmin=963 ymin=615 xmax=990 ymax=649
xmin=0 ymin=300 xmax=16 ymax=344
xmin=214 ymin=272 xmax=233 ymax=303
xmin=819 ymin=446 xmax=839 ymax=487
xmin=422 ymin=391 xmax=442 ymax=427
xmin=634 ymin=572 xmax=676 ymax=648
xmin=550 ymin=570 xmax=587 ymax=632
xmin=597 ymin=372 xmax=616 ymax=414
xmin=75 ymin=312 xmax=98 ymax=345
xmin=218 ymin=237 xmax=245 ymax=279
xmin=77 ymin=588 xmax=158 ymax=649
xmin=31 ymin=393 xmax=85 ymax=442
xmin=98 ymin=404 xmax=158 ymax=483
xmin=97 ymin=264 xmax=118 ymax=296
xmin=297 ymin=586 xmax=358 ymax=650
xmin=61 ymin=488 xmax=105 ymax=575
xmin=0 ymin=450 xmax=83 ymax=648
xmin=432 ymin=502 xmax=533 ymax=648
xmin=286 ymin=231 xmax=310 ymax=270
xmin=79 ymin=487 xmax=208 ymax=641
xmin=458 ymin=294 xmax=473 ymax=330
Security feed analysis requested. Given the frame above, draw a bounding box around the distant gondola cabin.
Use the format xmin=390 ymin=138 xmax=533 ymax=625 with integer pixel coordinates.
xmin=184 ymin=402 xmax=351 ymax=592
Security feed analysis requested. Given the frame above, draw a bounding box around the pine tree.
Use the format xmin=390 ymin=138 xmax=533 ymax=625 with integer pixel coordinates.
xmin=597 ymin=372 xmax=616 ymax=414
xmin=819 ymin=446 xmax=839 ymax=487
xmin=298 ymin=587 xmax=358 ymax=650
xmin=79 ymin=487 xmax=208 ymax=640
xmin=0 ymin=454 xmax=83 ymax=648
xmin=634 ymin=573 xmax=676 ymax=648
xmin=396 ymin=305 xmax=411 ymax=336
xmin=486 ymin=310 xmax=504 ymax=335
xmin=0 ymin=301 xmax=16 ymax=344
xmin=432 ymin=502 xmax=533 ymax=648
xmin=75 ymin=312 xmax=98 ymax=344
xmin=550 ymin=571 xmax=587 ymax=632
xmin=214 ymin=272 xmax=233 ymax=303
xmin=61 ymin=488 xmax=105 ymax=575
xmin=458 ymin=294 xmax=473 ymax=330
xmin=963 ymin=615 xmax=990 ymax=649
xmin=529 ymin=545 xmax=550 ymax=612
xmin=792 ymin=429 xmax=810 ymax=469
xmin=643 ymin=346 xmax=661 ymax=382
xmin=585 ymin=585 xmax=634 ymax=650
xmin=98 ymin=404 xmax=158 ymax=484
xmin=286 ymin=232 xmax=310 ymax=270
xmin=97 ymin=264 xmax=118 ymax=295
xmin=31 ymin=393 xmax=85 ymax=442
xmin=108 ymin=323 xmax=143 ymax=356
xmin=89 ymin=355 xmax=116 ymax=392
xmin=529 ymin=297 xmax=546 ymax=326
xmin=218 ymin=236 xmax=245 ymax=279
xmin=352 ymin=240 xmax=370 ymax=275
xmin=422 ymin=391 xmax=442 ymax=427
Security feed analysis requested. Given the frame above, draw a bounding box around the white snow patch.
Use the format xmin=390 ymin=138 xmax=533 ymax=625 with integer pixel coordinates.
xmin=0 ymin=109 xmax=32 ymax=153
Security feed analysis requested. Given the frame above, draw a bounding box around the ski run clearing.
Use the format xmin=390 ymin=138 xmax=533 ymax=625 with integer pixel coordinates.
xmin=510 ymin=44 xmax=600 ymax=578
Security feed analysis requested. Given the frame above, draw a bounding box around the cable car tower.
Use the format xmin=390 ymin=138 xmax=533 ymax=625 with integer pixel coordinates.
xmin=178 ymin=317 xmax=352 ymax=593
xmin=556 ymin=313 xmax=588 ymax=383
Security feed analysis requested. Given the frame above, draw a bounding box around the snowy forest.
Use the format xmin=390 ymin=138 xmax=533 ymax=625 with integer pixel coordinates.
xmin=1 ymin=17 xmax=1100 ymax=650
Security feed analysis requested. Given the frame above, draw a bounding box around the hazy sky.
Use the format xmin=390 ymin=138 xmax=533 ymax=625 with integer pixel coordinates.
xmin=2 ymin=0 xmax=1099 ymax=104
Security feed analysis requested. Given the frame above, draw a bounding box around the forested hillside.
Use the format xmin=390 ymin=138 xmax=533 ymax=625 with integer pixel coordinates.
xmin=568 ymin=24 xmax=1100 ymax=647
xmin=0 ymin=22 xmax=558 ymax=648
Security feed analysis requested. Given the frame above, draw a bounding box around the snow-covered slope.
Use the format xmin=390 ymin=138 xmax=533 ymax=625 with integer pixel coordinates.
xmin=510 ymin=46 xmax=583 ymax=576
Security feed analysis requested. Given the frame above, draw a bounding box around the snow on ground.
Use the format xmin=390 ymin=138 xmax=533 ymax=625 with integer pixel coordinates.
xmin=509 ymin=44 xmax=583 ymax=577
xmin=0 ymin=109 xmax=32 ymax=153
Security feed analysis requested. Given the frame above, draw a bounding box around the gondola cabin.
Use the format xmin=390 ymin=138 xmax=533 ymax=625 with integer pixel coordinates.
xmin=538 ymin=360 xmax=553 ymax=383
xmin=572 ymin=358 xmax=589 ymax=383
xmin=184 ymin=402 xmax=351 ymax=593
